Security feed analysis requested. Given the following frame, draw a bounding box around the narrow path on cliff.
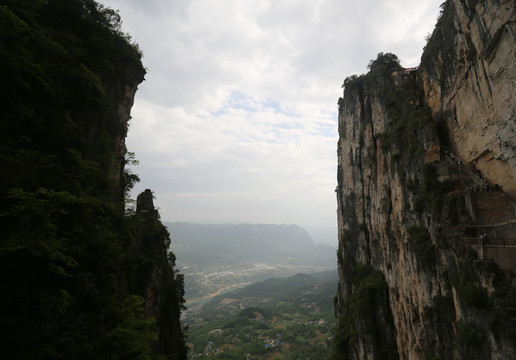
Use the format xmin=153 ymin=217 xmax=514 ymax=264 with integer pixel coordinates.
xmin=441 ymin=148 xmax=516 ymax=248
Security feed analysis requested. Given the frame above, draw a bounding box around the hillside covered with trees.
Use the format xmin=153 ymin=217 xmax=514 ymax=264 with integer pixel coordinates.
xmin=185 ymin=270 xmax=338 ymax=359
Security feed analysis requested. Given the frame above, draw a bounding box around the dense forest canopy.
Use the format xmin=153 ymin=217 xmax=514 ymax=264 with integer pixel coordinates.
xmin=0 ymin=1 xmax=186 ymax=359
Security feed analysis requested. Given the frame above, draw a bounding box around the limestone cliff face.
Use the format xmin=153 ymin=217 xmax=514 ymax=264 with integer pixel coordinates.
xmin=422 ymin=0 xmax=516 ymax=199
xmin=108 ymin=62 xmax=146 ymax=199
xmin=334 ymin=1 xmax=516 ymax=359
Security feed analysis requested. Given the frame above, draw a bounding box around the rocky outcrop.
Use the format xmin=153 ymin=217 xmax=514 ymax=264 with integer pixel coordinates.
xmin=334 ymin=1 xmax=516 ymax=359
xmin=108 ymin=67 xmax=146 ymax=199
xmin=131 ymin=189 xmax=188 ymax=359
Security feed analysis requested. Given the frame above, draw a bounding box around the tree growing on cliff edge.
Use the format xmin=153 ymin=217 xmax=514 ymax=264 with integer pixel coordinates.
xmin=367 ymin=52 xmax=401 ymax=74
xmin=342 ymin=52 xmax=401 ymax=89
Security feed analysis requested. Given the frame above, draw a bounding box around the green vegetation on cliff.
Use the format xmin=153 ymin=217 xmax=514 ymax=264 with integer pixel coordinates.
xmin=341 ymin=52 xmax=401 ymax=89
xmin=332 ymin=264 xmax=397 ymax=360
xmin=0 ymin=1 xmax=186 ymax=359
xmin=421 ymin=0 xmax=457 ymax=88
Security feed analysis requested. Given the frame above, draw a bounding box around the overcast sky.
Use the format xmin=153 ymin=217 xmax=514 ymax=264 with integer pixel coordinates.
xmin=100 ymin=0 xmax=442 ymax=244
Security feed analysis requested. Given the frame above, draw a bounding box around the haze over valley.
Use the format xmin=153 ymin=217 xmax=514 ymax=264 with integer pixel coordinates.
xmin=166 ymin=222 xmax=336 ymax=305
xmin=3 ymin=1 xmax=516 ymax=359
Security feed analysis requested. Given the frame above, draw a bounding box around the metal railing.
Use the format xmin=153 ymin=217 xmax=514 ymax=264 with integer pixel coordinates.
xmin=463 ymin=237 xmax=516 ymax=247
xmin=401 ymin=66 xmax=420 ymax=72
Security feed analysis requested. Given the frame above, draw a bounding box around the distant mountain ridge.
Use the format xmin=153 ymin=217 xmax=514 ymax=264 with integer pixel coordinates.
xmin=166 ymin=222 xmax=335 ymax=267
xmin=164 ymin=222 xmax=337 ymax=301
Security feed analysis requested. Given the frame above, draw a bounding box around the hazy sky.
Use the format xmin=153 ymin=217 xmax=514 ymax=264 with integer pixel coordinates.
xmin=100 ymin=0 xmax=442 ymax=237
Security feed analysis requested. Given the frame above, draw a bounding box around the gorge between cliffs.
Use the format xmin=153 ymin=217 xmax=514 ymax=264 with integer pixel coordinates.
xmin=1 ymin=0 xmax=516 ymax=359
xmin=333 ymin=0 xmax=516 ymax=359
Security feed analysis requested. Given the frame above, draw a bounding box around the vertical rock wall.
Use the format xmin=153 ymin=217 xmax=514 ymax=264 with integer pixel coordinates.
xmin=334 ymin=1 xmax=516 ymax=359
xmin=422 ymin=0 xmax=516 ymax=198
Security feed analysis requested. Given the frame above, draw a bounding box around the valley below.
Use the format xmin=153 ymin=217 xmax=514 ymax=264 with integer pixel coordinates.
xmin=184 ymin=270 xmax=338 ymax=360
xmin=183 ymin=262 xmax=335 ymax=308
xmin=164 ymin=222 xmax=338 ymax=359
xmin=166 ymin=222 xmax=337 ymax=302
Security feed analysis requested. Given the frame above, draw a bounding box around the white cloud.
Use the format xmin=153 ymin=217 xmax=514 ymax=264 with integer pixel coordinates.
xmin=101 ymin=0 xmax=442 ymax=234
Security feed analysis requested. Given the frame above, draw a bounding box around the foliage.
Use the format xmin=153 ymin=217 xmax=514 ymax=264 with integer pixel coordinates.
xmin=419 ymin=295 xmax=457 ymax=359
xmin=341 ymin=52 xmax=432 ymax=167
xmin=185 ymin=272 xmax=337 ymax=360
xmin=342 ymin=52 xmax=401 ymax=91
xmin=451 ymin=268 xmax=489 ymax=308
xmin=490 ymin=285 xmax=516 ymax=346
xmin=239 ymin=307 xmax=273 ymax=319
xmin=367 ymin=52 xmax=401 ymax=74
xmin=124 ymin=151 xmax=141 ymax=198
xmin=442 ymin=195 xmax=469 ymax=226
xmin=103 ymin=295 xmax=157 ymax=360
xmin=432 ymin=295 xmax=455 ymax=324
xmin=407 ymin=225 xmax=437 ymax=269
xmin=342 ymin=73 xmax=368 ymax=89
xmin=337 ymin=230 xmax=349 ymax=266
xmin=200 ymin=270 xmax=338 ymax=316
xmin=0 ymin=187 xmax=169 ymax=358
xmin=432 ymin=295 xmax=455 ymax=331
xmin=377 ymin=93 xmax=433 ymax=164
xmin=421 ymin=0 xmax=457 ymax=91
xmin=332 ymin=264 xmax=397 ymax=360
xmin=456 ymin=321 xmax=486 ymax=348
xmin=0 ymin=0 xmax=145 ymax=207
xmin=406 ymin=178 xmax=420 ymax=193
xmin=423 ymin=163 xmax=442 ymax=192
xmin=0 ymin=1 xmax=186 ymax=359
xmin=413 ymin=163 xmax=450 ymax=215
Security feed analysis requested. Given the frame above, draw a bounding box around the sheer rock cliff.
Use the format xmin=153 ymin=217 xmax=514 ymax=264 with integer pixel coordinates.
xmin=334 ymin=1 xmax=516 ymax=359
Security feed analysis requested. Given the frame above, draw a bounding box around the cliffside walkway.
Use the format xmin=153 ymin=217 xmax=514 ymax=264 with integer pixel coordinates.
xmin=439 ymin=148 xmax=516 ymax=269
xmin=441 ymin=149 xmax=515 ymax=218
xmin=401 ymin=66 xmax=420 ymax=72
xmin=463 ymin=237 xmax=516 ymax=248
